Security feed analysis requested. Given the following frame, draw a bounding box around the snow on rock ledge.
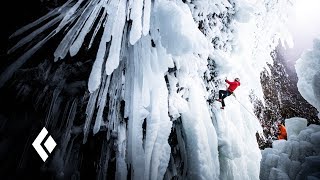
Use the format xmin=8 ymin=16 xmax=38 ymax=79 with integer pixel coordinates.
xmin=285 ymin=117 xmax=308 ymax=140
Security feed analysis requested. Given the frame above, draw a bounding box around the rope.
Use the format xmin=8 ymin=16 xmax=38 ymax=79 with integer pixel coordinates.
xmin=233 ymin=96 xmax=269 ymax=141
xmin=233 ymin=96 xmax=260 ymax=122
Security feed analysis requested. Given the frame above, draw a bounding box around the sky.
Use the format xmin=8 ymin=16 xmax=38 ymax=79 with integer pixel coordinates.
xmin=281 ymin=0 xmax=320 ymax=66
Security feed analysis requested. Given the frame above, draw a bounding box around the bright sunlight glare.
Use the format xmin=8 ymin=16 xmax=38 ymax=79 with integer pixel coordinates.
xmin=294 ymin=0 xmax=320 ymax=24
xmin=278 ymin=0 xmax=320 ymax=73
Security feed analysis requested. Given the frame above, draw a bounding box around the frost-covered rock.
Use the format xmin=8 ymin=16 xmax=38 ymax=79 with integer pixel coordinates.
xmin=296 ymin=37 xmax=320 ymax=118
xmin=285 ymin=117 xmax=307 ymax=140
xmin=260 ymin=119 xmax=320 ymax=180
xmin=156 ymin=1 xmax=209 ymax=56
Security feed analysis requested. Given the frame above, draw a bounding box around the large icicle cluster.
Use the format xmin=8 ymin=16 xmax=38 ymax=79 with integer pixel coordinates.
xmin=4 ymin=0 xmax=300 ymax=179
xmin=4 ymin=0 xmax=212 ymax=178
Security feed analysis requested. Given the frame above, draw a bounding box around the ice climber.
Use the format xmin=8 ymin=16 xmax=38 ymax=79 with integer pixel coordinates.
xmin=277 ymin=123 xmax=287 ymax=140
xmin=216 ymin=78 xmax=240 ymax=109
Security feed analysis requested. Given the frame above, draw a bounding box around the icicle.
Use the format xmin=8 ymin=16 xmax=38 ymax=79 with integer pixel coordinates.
xmin=58 ymin=100 xmax=71 ymax=132
xmin=93 ymin=75 xmax=111 ymax=135
xmin=83 ymin=90 xmax=99 ymax=144
xmin=64 ymin=134 xmax=76 ymax=163
xmin=88 ymin=7 xmax=107 ymax=49
xmin=87 ymin=16 xmax=112 ymax=92
xmin=97 ymin=72 xmax=107 ymax=108
xmin=56 ymin=0 xmax=85 ymax=32
xmin=96 ymin=0 xmax=120 ymax=47
xmin=8 ymin=15 xmax=63 ymax=54
xmin=140 ymin=36 xmax=152 ymax=108
xmin=144 ymin=56 xmax=172 ymax=180
xmin=54 ymin=0 xmax=98 ymax=61
xmin=105 ymin=0 xmax=127 ymax=75
xmin=127 ymin=43 xmax=145 ymax=179
xmin=69 ymin=0 xmax=104 ymax=56
xmin=49 ymin=95 xmax=63 ymax=130
xmin=129 ymin=0 xmax=143 ymax=45
xmin=105 ymin=60 xmax=125 ymax=141
xmin=60 ymin=99 xmax=78 ymax=161
xmin=124 ymin=49 xmax=133 ymax=119
xmin=9 ymin=0 xmax=72 ymax=39
xmin=45 ymin=87 xmax=62 ymax=128
xmin=67 ymin=99 xmax=78 ymax=131
xmin=35 ymin=85 xmax=50 ymax=110
xmin=0 ymin=31 xmax=56 ymax=88
xmin=97 ymin=139 xmax=112 ymax=180
xmin=116 ymin=123 xmax=128 ymax=180
xmin=9 ymin=8 xmax=58 ymax=39
xmin=142 ymin=0 xmax=151 ymax=35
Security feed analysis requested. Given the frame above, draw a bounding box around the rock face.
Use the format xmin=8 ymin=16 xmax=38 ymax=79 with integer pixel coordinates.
xmin=253 ymin=46 xmax=319 ymax=149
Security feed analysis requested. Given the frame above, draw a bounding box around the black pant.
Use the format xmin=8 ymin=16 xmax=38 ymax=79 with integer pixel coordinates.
xmin=219 ymin=90 xmax=232 ymax=107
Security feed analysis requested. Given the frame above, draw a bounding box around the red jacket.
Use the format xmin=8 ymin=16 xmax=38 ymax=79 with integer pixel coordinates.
xmin=226 ymin=80 xmax=240 ymax=92
xmin=278 ymin=125 xmax=287 ymax=140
